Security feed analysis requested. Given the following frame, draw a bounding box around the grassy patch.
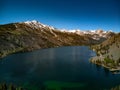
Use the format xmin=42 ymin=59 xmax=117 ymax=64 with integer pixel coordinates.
xmin=104 ymin=58 xmax=113 ymax=64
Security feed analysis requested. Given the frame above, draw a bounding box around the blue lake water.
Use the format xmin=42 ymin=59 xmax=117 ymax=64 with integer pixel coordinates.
xmin=0 ymin=46 xmax=120 ymax=90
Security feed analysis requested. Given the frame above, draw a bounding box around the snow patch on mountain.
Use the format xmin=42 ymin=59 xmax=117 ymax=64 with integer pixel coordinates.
xmin=23 ymin=20 xmax=113 ymax=40
xmin=24 ymin=20 xmax=55 ymax=30
xmin=60 ymin=29 xmax=113 ymax=40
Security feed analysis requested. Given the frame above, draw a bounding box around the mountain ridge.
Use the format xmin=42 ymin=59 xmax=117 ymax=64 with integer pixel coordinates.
xmin=0 ymin=20 xmax=115 ymax=58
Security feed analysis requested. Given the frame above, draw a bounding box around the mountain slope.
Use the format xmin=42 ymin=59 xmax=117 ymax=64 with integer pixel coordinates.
xmin=0 ymin=20 xmax=114 ymax=58
xmin=90 ymin=33 xmax=120 ymax=73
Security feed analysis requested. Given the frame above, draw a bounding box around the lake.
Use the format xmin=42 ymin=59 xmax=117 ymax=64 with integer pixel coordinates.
xmin=0 ymin=46 xmax=120 ymax=90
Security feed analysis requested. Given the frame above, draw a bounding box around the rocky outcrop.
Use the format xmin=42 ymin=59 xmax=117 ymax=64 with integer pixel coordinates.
xmin=90 ymin=33 xmax=120 ymax=73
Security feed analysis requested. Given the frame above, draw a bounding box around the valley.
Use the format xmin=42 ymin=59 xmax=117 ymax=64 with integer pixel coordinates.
xmin=0 ymin=20 xmax=114 ymax=58
xmin=0 ymin=20 xmax=120 ymax=90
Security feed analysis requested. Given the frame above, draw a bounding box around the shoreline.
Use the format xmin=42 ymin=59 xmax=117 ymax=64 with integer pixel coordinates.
xmin=0 ymin=45 xmax=90 ymax=59
xmin=90 ymin=59 xmax=120 ymax=74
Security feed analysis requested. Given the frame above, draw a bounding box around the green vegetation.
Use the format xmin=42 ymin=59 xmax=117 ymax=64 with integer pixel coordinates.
xmin=104 ymin=57 xmax=113 ymax=64
xmin=44 ymin=81 xmax=85 ymax=90
xmin=0 ymin=81 xmax=86 ymax=90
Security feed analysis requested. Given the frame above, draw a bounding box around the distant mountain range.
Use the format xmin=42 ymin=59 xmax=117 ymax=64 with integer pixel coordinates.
xmin=0 ymin=20 xmax=115 ymax=58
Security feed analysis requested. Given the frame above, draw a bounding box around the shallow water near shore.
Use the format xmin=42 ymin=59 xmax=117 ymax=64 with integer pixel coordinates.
xmin=0 ymin=46 xmax=120 ymax=90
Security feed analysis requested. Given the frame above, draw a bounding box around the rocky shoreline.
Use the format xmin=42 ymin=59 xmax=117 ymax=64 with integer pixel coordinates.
xmin=90 ymin=58 xmax=120 ymax=74
xmin=90 ymin=33 xmax=120 ymax=73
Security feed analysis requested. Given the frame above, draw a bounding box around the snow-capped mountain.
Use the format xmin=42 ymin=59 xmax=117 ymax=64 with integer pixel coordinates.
xmin=61 ymin=29 xmax=113 ymax=40
xmin=23 ymin=20 xmax=55 ymax=30
xmin=0 ymin=20 xmax=115 ymax=58
xmin=23 ymin=20 xmax=113 ymax=40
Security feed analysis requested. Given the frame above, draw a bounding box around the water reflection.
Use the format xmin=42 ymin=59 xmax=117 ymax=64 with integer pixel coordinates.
xmin=103 ymin=68 xmax=111 ymax=77
xmin=96 ymin=64 xmax=102 ymax=71
xmin=23 ymin=48 xmax=56 ymax=74
xmin=0 ymin=46 xmax=120 ymax=90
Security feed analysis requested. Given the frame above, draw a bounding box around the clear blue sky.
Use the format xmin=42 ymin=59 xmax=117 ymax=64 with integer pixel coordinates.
xmin=0 ymin=0 xmax=120 ymax=32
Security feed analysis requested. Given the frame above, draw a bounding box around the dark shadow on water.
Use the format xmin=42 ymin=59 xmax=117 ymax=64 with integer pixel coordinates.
xmin=95 ymin=64 xmax=110 ymax=77
xmin=95 ymin=64 xmax=102 ymax=71
xmin=103 ymin=67 xmax=110 ymax=77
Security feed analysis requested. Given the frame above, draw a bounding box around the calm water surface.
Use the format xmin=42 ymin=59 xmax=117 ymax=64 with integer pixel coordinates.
xmin=0 ymin=46 xmax=120 ymax=90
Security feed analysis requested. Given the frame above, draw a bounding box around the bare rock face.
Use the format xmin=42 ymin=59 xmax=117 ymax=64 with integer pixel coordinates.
xmin=96 ymin=29 xmax=104 ymax=34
